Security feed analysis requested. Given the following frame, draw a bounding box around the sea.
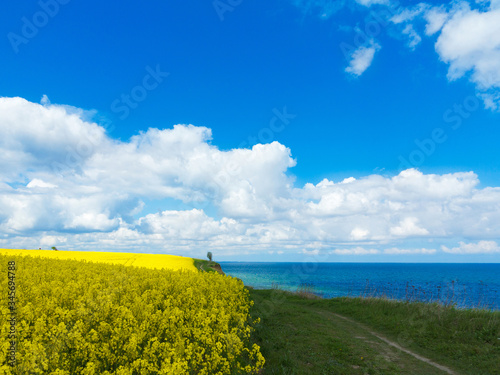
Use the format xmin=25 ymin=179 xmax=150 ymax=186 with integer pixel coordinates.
xmin=220 ymin=262 xmax=500 ymax=310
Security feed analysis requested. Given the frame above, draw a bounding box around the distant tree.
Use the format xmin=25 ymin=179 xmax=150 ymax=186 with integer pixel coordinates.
xmin=207 ymin=251 xmax=213 ymax=262
xmin=51 ymin=246 xmax=58 ymax=251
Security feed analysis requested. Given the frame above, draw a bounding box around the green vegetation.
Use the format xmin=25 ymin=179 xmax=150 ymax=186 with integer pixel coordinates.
xmin=193 ymin=258 xmax=223 ymax=274
xmin=324 ymin=296 xmax=500 ymax=375
xmin=249 ymin=288 xmax=500 ymax=375
xmin=1 ymin=254 xmax=263 ymax=374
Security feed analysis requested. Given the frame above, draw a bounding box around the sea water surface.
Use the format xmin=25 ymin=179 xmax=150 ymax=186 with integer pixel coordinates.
xmin=220 ymin=262 xmax=500 ymax=310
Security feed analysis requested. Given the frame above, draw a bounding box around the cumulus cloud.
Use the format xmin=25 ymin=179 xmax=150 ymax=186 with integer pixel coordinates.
xmin=345 ymin=42 xmax=381 ymax=76
xmin=0 ymin=96 xmax=108 ymax=181
xmin=434 ymin=4 xmax=500 ymax=109
xmin=441 ymin=240 xmax=500 ymax=254
xmin=390 ymin=217 xmax=429 ymax=237
xmin=2 ymin=97 xmax=500 ymax=258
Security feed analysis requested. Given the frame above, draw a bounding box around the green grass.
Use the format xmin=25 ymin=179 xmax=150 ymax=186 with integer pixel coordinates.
xmin=193 ymin=258 xmax=220 ymax=273
xmin=249 ymin=288 xmax=500 ymax=375
xmin=323 ymin=296 xmax=500 ymax=375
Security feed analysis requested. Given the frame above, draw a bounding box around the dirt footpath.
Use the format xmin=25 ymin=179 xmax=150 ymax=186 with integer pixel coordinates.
xmin=315 ymin=309 xmax=458 ymax=375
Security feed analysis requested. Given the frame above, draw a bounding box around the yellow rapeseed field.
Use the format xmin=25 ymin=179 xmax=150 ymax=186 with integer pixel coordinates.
xmin=0 ymin=252 xmax=264 ymax=374
xmin=0 ymin=249 xmax=197 ymax=272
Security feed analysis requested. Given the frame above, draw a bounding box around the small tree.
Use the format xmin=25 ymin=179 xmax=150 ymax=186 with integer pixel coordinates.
xmin=207 ymin=251 xmax=213 ymax=262
xmin=51 ymin=246 xmax=58 ymax=251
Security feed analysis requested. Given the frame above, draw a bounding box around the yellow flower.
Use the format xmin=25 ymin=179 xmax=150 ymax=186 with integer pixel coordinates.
xmin=0 ymin=251 xmax=265 ymax=374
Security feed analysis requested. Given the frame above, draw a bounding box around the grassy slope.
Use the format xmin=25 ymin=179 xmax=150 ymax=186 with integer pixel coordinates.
xmin=249 ymin=288 xmax=500 ymax=375
xmin=0 ymin=248 xmax=197 ymax=271
xmin=193 ymin=258 xmax=225 ymax=274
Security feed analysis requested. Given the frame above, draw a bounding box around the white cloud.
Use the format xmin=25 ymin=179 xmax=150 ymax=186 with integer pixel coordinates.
xmin=379 ymin=1 xmax=500 ymax=110
xmin=27 ymin=179 xmax=57 ymax=189
xmin=291 ymin=0 xmax=500 ymax=111
xmin=345 ymin=42 xmax=381 ymax=76
xmin=0 ymin=96 xmax=108 ymax=181
xmin=330 ymin=247 xmax=379 ymax=255
xmin=350 ymin=227 xmax=369 ymax=240
xmin=491 ymin=0 xmax=500 ymax=9
xmin=390 ymin=217 xmax=429 ymax=237
xmin=479 ymin=91 xmax=500 ymax=110
xmin=384 ymin=247 xmax=436 ymax=254
xmin=389 ymin=4 xmax=428 ymax=50
xmin=40 ymin=94 xmax=50 ymax=106
xmin=424 ymin=7 xmax=450 ymax=35
xmin=435 ymin=6 xmax=500 ymax=88
xmin=402 ymin=24 xmax=422 ymax=49
xmin=441 ymin=240 xmax=500 ymax=254
xmin=40 ymin=235 xmax=67 ymax=247
xmin=2 ymin=97 xmax=500 ymax=258
xmin=138 ymin=209 xmax=242 ymax=240
xmin=391 ymin=4 xmax=428 ymax=24
xmin=422 ymin=2 xmax=500 ymax=109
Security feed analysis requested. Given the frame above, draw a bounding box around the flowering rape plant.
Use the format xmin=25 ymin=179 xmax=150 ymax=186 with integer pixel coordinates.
xmin=0 ymin=253 xmax=264 ymax=374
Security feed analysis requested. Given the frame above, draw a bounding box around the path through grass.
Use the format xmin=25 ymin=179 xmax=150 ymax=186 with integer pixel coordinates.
xmin=249 ymin=288 xmax=500 ymax=375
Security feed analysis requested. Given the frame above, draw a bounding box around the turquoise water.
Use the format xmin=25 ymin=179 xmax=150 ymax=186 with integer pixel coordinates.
xmin=220 ymin=262 xmax=500 ymax=310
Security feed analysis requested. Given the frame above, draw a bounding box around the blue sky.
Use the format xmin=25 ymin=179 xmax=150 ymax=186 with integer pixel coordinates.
xmin=1 ymin=0 xmax=500 ymax=262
